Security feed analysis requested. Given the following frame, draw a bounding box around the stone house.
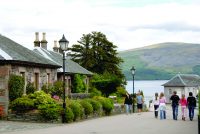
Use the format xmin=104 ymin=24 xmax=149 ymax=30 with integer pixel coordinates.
xmin=0 ymin=34 xmax=60 ymax=115
xmin=0 ymin=32 xmax=93 ymax=116
xmin=32 ymin=32 xmax=93 ymax=95
xmin=162 ymin=74 xmax=200 ymax=103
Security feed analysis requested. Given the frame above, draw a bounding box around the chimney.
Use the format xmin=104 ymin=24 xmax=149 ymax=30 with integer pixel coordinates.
xmin=58 ymin=47 xmax=63 ymax=54
xmin=34 ymin=32 xmax=40 ymax=47
xmin=53 ymin=40 xmax=59 ymax=52
xmin=41 ymin=32 xmax=48 ymax=49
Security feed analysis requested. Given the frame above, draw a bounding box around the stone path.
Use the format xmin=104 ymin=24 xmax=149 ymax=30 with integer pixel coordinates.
xmin=0 ymin=106 xmax=198 ymax=134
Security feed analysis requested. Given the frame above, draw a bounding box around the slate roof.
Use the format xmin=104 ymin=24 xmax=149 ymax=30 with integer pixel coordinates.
xmin=0 ymin=34 xmax=61 ymax=68
xmin=162 ymin=74 xmax=200 ymax=87
xmin=33 ymin=47 xmax=93 ymax=75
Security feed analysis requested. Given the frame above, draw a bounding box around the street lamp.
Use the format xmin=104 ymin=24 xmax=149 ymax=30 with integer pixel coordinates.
xmin=130 ymin=66 xmax=136 ymax=113
xmin=59 ymin=34 xmax=69 ymax=123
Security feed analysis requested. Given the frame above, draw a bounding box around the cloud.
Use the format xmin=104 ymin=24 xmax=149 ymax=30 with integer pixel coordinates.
xmin=1 ymin=0 xmax=200 ymax=51
xmin=128 ymin=22 xmax=200 ymax=32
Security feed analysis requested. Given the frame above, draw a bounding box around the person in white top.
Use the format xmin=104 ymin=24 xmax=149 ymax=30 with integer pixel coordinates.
xmin=153 ymin=92 xmax=159 ymax=118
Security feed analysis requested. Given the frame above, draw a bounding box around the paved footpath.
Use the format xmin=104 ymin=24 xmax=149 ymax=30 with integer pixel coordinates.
xmin=0 ymin=106 xmax=198 ymax=134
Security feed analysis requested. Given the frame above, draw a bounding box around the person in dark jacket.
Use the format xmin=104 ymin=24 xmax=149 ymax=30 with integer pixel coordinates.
xmin=170 ymin=91 xmax=180 ymax=120
xmin=187 ymin=92 xmax=196 ymax=121
xmin=124 ymin=92 xmax=133 ymax=114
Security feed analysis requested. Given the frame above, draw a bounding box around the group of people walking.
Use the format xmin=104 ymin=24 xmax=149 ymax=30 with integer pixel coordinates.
xmin=124 ymin=90 xmax=197 ymax=121
xmin=124 ymin=91 xmax=144 ymax=114
xmin=153 ymin=91 xmax=197 ymax=121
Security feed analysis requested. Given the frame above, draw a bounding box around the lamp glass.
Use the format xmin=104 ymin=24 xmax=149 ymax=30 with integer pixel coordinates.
xmin=131 ymin=66 xmax=135 ymax=75
xmin=59 ymin=35 xmax=69 ymax=51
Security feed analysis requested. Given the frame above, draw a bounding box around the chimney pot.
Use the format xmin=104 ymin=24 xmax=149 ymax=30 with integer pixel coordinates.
xmin=34 ymin=32 xmax=40 ymax=47
xmin=35 ymin=32 xmax=39 ymax=41
xmin=54 ymin=40 xmax=57 ymax=47
xmin=41 ymin=32 xmax=48 ymax=49
xmin=53 ymin=40 xmax=59 ymax=52
xmin=42 ymin=32 xmax=46 ymax=40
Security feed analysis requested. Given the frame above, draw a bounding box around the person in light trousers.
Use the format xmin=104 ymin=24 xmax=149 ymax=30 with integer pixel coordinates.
xmin=180 ymin=94 xmax=187 ymax=121
xmin=159 ymin=92 xmax=166 ymax=120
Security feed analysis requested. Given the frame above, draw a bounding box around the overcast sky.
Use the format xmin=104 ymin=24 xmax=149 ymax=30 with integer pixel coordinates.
xmin=1 ymin=0 xmax=200 ymax=51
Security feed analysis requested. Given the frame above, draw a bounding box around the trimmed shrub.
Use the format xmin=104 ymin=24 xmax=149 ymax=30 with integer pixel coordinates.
xmin=38 ymin=103 xmax=61 ymax=121
xmin=94 ymin=96 xmax=114 ymax=115
xmin=65 ymin=107 xmax=74 ymax=123
xmin=51 ymin=81 xmax=63 ymax=97
xmin=10 ymin=96 xmax=34 ymax=113
xmin=68 ymin=101 xmax=83 ymax=121
xmin=79 ymin=100 xmax=93 ymax=118
xmin=41 ymin=84 xmax=49 ymax=94
xmin=8 ymin=75 xmax=24 ymax=101
xmin=26 ymin=82 xmax=36 ymax=94
xmin=28 ymin=91 xmax=55 ymax=107
xmin=86 ymin=99 xmax=102 ymax=115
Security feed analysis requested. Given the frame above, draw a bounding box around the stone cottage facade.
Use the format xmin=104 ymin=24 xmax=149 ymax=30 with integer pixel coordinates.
xmin=162 ymin=74 xmax=200 ymax=103
xmin=0 ymin=34 xmax=60 ymax=115
xmin=32 ymin=32 xmax=93 ymax=95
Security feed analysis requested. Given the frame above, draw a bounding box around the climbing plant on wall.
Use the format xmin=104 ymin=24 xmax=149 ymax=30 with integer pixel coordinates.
xmin=8 ymin=74 xmax=24 ymax=101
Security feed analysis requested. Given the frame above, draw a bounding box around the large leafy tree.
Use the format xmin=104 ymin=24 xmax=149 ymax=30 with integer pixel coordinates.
xmin=68 ymin=31 xmax=124 ymax=78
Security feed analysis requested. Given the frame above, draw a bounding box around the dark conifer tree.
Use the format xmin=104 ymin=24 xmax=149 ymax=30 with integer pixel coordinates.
xmin=68 ymin=31 xmax=124 ymax=79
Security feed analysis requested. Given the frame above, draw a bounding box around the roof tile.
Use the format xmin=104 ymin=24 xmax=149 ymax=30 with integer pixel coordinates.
xmin=33 ymin=47 xmax=93 ymax=75
xmin=0 ymin=34 xmax=60 ymax=68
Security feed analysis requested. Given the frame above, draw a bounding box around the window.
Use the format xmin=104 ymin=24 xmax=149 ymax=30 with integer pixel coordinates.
xmin=67 ymin=77 xmax=71 ymax=89
xmin=28 ymin=73 xmax=31 ymax=82
xmin=34 ymin=73 xmax=39 ymax=90
xmin=47 ymin=73 xmax=50 ymax=86
xmin=20 ymin=72 xmax=26 ymax=94
xmin=169 ymin=89 xmax=172 ymax=94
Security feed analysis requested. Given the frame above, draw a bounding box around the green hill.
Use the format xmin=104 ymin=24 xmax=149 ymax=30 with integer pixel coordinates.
xmin=119 ymin=42 xmax=200 ymax=80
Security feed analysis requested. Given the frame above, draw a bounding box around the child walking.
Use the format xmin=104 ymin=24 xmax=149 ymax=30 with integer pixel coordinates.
xmin=153 ymin=92 xmax=159 ymax=118
xmin=180 ymin=94 xmax=187 ymax=121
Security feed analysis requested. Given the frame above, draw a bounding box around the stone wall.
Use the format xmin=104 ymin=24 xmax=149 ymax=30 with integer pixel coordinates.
xmin=0 ymin=65 xmax=10 ymax=116
xmin=7 ymin=113 xmax=48 ymax=122
xmin=10 ymin=65 xmax=57 ymax=90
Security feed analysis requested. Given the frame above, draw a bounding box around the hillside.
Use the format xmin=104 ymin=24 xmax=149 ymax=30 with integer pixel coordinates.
xmin=119 ymin=42 xmax=200 ymax=80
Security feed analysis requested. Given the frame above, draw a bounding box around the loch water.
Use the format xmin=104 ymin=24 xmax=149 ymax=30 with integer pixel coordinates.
xmin=125 ymin=80 xmax=168 ymax=104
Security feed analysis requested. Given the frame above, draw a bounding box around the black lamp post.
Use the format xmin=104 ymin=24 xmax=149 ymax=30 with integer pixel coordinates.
xmin=59 ymin=34 xmax=69 ymax=123
xmin=130 ymin=66 xmax=136 ymax=113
